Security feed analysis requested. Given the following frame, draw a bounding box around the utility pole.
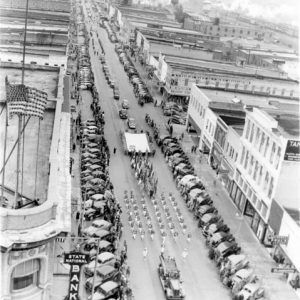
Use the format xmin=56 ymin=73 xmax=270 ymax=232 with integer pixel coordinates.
xmin=14 ymin=0 xmax=30 ymax=208
xmin=91 ymin=238 xmax=101 ymax=300
xmin=1 ymin=103 xmax=8 ymax=200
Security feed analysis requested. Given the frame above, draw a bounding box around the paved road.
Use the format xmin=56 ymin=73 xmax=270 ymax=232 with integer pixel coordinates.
xmin=81 ymin=8 xmax=232 ymax=300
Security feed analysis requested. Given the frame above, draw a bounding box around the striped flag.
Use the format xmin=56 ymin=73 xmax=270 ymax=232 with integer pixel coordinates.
xmin=5 ymin=77 xmax=48 ymax=119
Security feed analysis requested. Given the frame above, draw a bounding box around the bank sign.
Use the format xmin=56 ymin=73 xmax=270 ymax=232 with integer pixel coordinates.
xmin=64 ymin=253 xmax=89 ymax=300
xmin=284 ymin=140 xmax=300 ymax=162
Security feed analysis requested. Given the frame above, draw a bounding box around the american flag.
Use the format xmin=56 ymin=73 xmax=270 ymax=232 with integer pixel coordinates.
xmin=5 ymin=77 xmax=48 ymax=119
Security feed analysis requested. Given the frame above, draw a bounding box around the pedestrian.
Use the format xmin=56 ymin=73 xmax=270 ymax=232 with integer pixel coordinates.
xmin=75 ymin=211 xmax=80 ymax=221
xmin=113 ymin=147 xmax=117 ymax=154
xmin=191 ymin=145 xmax=194 ymax=153
xmin=187 ymin=233 xmax=192 ymax=243
xmin=160 ymin=243 xmax=165 ymax=256
xmin=182 ymin=248 xmax=188 ymax=261
xmin=143 ymin=247 xmax=148 ymax=260
xmin=73 ymin=143 xmax=76 ymax=152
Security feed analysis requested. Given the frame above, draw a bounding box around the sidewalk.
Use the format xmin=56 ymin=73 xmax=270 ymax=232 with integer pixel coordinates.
xmin=131 ymin=56 xmax=299 ymax=299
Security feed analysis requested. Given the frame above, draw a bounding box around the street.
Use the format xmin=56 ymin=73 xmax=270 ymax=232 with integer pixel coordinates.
xmin=80 ymin=8 xmax=232 ymax=300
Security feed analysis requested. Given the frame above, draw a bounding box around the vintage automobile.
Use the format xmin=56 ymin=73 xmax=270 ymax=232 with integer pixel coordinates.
xmin=80 ymin=239 xmax=113 ymax=256
xmin=229 ymin=268 xmax=255 ymax=290
xmin=119 ymin=109 xmax=128 ymax=119
xmin=177 ymin=175 xmax=199 ymax=189
xmin=84 ymin=207 xmax=105 ymax=221
xmin=84 ymin=253 xmax=118 ymax=277
xmin=191 ymin=192 xmax=213 ymax=212
xmin=92 ymin=220 xmax=112 ymax=230
xmin=203 ymin=222 xmax=231 ymax=239
xmin=85 ymin=265 xmax=119 ymax=292
xmin=87 ymin=281 xmax=120 ymax=300
xmin=234 ymin=282 xmax=264 ymax=300
xmin=198 ymin=213 xmax=221 ymax=228
xmin=127 ymin=117 xmax=136 ymax=129
xmin=219 ymin=254 xmax=250 ymax=277
xmin=213 ymin=241 xmax=241 ymax=260
xmin=206 ymin=231 xmax=234 ymax=248
xmin=195 ymin=205 xmax=218 ymax=219
xmin=158 ymin=255 xmax=185 ymax=300
xmin=113 ymin=87 xmax=120 ymax=100
xmin=173 ymin=163 xmax=194 ymax=177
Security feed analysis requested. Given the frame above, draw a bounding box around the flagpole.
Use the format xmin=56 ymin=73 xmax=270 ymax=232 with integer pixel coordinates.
xmin=14 ymin=0 xmax=29 ymax=207
xmin=1 ymin=102 xmax=8 ymax=200
xmin=33 ymin=119 xmax=41 ymax=200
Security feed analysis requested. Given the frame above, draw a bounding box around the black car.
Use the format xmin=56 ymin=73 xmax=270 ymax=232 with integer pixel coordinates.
xmin=207 ymin=232 xmax=234 ymax=248
xmin=119 ymin=109 xmax=128 ymax=119
xmin=195 ymin=205 xmax=218 ymax=219
xmin=113 ymin=87 xmax=120 ymax=100
xmin=213 ymin=241 xmax=241 ymax=260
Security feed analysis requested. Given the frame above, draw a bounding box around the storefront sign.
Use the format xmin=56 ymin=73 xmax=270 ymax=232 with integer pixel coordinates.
xmin=64 ymin=253 xmax=89 ymax=300
xmin=271 ymin=267 xmax=296 ymax=273
xmin=269 ymin=235 xmax=289 ymax=246
xmin=64 ymin=252 xmax=89 ymax=265
xmin=284 ymin=140 xmax=300 ymax=161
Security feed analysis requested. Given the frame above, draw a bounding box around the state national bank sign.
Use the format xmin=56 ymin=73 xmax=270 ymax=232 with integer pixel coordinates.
xmin=284 ymin=140 xmax=300 ymax=162
xmin=64 ymin=252 xmax=89 ymax=300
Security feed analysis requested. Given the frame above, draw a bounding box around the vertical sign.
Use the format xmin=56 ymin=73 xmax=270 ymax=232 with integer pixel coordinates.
xmin=284 ymin=140 xmax=300 ymax=161
xmin=64 ymin=253 xmax=89 ymax=300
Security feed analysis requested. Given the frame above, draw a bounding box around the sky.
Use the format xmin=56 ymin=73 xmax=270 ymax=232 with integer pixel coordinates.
xmin=177 ymin=0 xmax=300 ymax=26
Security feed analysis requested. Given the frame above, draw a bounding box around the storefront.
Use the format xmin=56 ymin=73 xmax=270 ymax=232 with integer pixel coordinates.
xmin=229 ymin=181 xmax=247 ymax=214
xmin=210 ymin=142 xmax=222 ymax=170
xmin=218 ymin=158 xmax=234 ymax=192
xmin=201 ymin=134 xmax=212 ymax=155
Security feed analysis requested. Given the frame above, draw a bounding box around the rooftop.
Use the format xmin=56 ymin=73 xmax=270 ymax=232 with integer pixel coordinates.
xmin=239 ymin=49 xmax=299 ymax=61
xmin=198 ymin=86 xmax=300 ymax=118
xmin=164 ymin=55 xmax=288 ymax=79
xmin=274 ymin=114 xmax=300 ymax=138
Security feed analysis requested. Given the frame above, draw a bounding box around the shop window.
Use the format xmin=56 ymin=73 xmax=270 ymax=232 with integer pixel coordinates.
xmin=249 ymin=124 xmax=255 ymax=143
xmin=268 ymin=177 xmax=274 ymax=198
xmin=256 ymin=199 xmax=262 ymax=211
xmin=12 ymin=259 xmax=40 ymax=291
xmin=261 ymin=201 xmax=268 ymax=218
xmin=269 ymin=142 xmax=276 ymax=165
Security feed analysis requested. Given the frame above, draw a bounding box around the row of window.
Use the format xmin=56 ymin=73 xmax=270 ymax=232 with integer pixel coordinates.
xmin=205 ymin=26 xmax=272 ymax=38
xmin=190 ymin=96 xmax=206 ymax=119
xmin=244 ymin=119 xmax=282 ymax=170
xmin=240 ymin=146 xmax=275 ymax=199
xmin=235 ymin=170 xmax=268 ymax=218
xmin=225 ymin=142 xmax=238 ymax=162
xmin=205 ymin=118 xmax=214 ymax=137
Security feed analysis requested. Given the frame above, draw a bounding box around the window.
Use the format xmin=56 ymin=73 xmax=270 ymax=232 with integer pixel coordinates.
xmin=256 ymin=199 xmax=262 ymax=211
xmin=268 ymin=177 xmax=274 ymax=198
xmin=244 ymin=151 xmax=249 ymax=169
xmin=275 ymin=147 xmax=281 ymax=169
xmin=245 ymin=120 xmax=251 ymax=139
xmin=259 ymin=132 xmax=265 ymax=152
xmin=257 ymin=166 xmax=263 ymax=185
xmin=225 ymin=28 xmax=228 ymax=32
xmin=247 ymin=31 xmax=250 ymax=35
xmin=12 ymin=259 xmax=39 ymax=291
xmin=252 ymin=194 xmax=257 ymax=206
xmin=184 ymin=78 xmax=188 ymax=86
xmin=253 ymin=161 xmax=259 ymax=181
xmin=261 ymin=201 xmax=268 ymax=218
xmin=249 ymin=124 xmax=255 ymax=143
xmin=232 ymin=29 xmax=235 ymax=33
xmin=269 ymin=142 xmax=276 ymax=164
xmin=263 ymin=137 xmax=270 ymax=157
xmin=263 ymin=171 xmax=270 ymax=191
xmin=235 ymin=153 xmax=238 ymax=162
xmin=254 ymin=127 xmax=260 ymax=148
xmin=248 ymin=156 xmax=254 ymax=175
xmin=240 ymin=30 xmax=243 ymax=34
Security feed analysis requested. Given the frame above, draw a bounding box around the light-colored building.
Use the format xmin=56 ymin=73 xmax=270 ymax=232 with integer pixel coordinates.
xmin=156 ymin=54 xmax=299 ymax=102
xmin=231 ymin=108 xmax=300 ymax=242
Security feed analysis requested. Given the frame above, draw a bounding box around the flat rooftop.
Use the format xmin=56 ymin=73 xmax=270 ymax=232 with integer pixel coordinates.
xmin=239 ymin=49 xmax=299 ymax=60
xmin=198 ymin=86 xmax=300 ymax=112
xmin=164 ymin=55 xmax=295 ymax=80
xmin=274 ymin=114 xmax=300 ymax=138
xmin=0 ymin=66 xmax=59 ymax=100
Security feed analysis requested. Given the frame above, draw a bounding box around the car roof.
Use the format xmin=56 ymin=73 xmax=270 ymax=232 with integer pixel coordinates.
xmin=100 ymin=280 xmax=119 ymax=292
xmin=97 ymin=252 xmax=115 ymax=261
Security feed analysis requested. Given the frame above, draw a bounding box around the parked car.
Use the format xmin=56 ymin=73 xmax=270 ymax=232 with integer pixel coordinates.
xmin=127 ymin=117 xmax=136 ymax=129
xmin=196 ymin=205 xmax=218 ymax=219
xmin=202 ymin=222 xmax=230 ymax=238
xmin=213 ymin=241 xmax=241 ymax=260
xmin=87 ymin=281 xmax=120 ymax=300
xmin=229 ymin=268 xmax=255 ymax=289
xmin=119 ymin=109 xmax=128 ymax=119
xmin=198 ymin=213 xmax=222 ymax=228
xmin=206 ymin=231 xmax=234 ymax=248
xmin=234 ymin=283 xmax=264 ymax=300
xmin=220 ymin=254 xmax=250 ymax=277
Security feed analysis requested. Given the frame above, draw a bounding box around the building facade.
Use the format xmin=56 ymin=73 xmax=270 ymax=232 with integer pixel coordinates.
xmin=230 ymin=108 xmax=300 ymax=242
